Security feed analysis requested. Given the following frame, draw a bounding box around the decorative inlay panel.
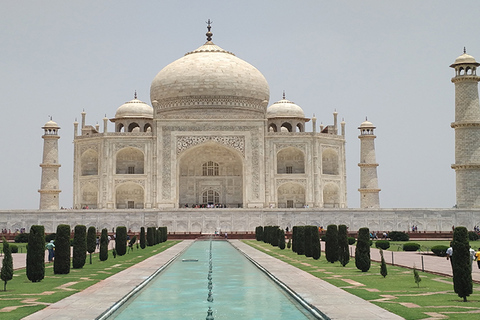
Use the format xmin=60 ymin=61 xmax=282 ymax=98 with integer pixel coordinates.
xmin=177 ymin=136 xmax=245 ymax=156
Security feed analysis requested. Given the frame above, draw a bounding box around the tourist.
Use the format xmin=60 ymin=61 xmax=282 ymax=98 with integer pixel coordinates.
xmin=46 ymin=240 xmax=55 ymax=262
xmin=446 ymin=242 xmax=453 ymax=268
xmin=475 ymin=248 xmax=480 ymax=270
xmin=224 ymin=232 xmax=228 ymax=239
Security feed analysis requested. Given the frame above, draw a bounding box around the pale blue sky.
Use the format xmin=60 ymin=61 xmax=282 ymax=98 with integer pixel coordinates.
xmin=1 ymin=1 xmax=478 ymax=210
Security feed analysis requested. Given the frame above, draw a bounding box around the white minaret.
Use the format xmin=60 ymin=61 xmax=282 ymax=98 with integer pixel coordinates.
xmin=358 ymin=118 xmax=380 ymax=208
xmin=450 ymin=49 xmax=480 ymax=208
xmin=39 ymin=119 xmax=61 ymax=210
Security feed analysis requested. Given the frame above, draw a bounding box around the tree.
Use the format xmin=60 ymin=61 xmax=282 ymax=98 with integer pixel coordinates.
xmin=338 ymin=224 xmax=349 ymax=266
xmin=278 ymin=228 xmax=286 ymax=249
xmin=304 ymin=226 xmax=313 ymax=257
xmin=325 ymin=225 xmax=338 ymax=263
xmin=26 ymin=225 xmax=45 ymax=282
xmin=380 ymin=249 xmax=387 ymax=278
xmin=54 ymin=224 xmax=71 ymax=274
xmin=87 ymin=226 xmax=96 ymax=264
xmin=311 ymin=226 xmax=321 ymax=260
xmin=452 ymin=226 xmax=472 ymax=301
xmin=72 ymin=225 xmax=87 ymax=269
xmin=292 ymin=226 xmax=297 ymax=253
xmin=140 ymin=227 xmax=146 ymax=249
xmin=255 ymin=226 xmax=264 ymax=241
xmin=413 ymin=265 xmax=421 ymax=287
xmin=355 ymin=227 xmax=371 ymax=272
xmin=115 ymin=226 xmax=127 ymax=256
xmin=271 ymin=227 xmax=279 ymax=247
xmin=128 ymin=235 xmax=137 ymax=252
xmin=146 ymin=227 xmax=154 ymax=246
xmin=1 ymin=237 xmax=13 ymax=291
xmin=99 ymin=228 xmax=108 ymax=261
xmin=296 ymin=226 xmax=305 ymax=256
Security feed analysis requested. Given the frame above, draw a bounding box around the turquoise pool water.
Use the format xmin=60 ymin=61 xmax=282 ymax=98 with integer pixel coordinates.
xmin=108 ymin=240 xmax=319 ymax=319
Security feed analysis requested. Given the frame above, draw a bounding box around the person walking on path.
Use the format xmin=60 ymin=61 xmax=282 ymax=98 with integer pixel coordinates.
xmin=446 ymin=242 xmax=453 ymax=268
xmin=475 ymin=248 xmax=480 ymax=270
xmin=46 ymin=240 xmax=55 ymax=262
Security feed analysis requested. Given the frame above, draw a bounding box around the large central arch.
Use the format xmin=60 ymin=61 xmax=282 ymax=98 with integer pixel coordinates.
xmin=178 ymin=143 xmax=244 ymax=207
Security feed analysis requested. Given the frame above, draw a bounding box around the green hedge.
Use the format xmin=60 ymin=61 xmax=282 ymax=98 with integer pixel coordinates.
xmin=72 ymin=225 xmax=87 ymax=269
xmin=115 ymin=226 xmax=127 ymax=256
xmin=468 ymin=231 xmax=479 ymax=241
xmin=338 ymin=225 xmax=349 ymax=266
xmin=99 ymin=228 xmax=108 ymax=261
xmin=431 ymin=245 xmax=448 ymax=257
xmin=14 ymin=233 xmax=29 ymax=243
xmin=375 ymin=240 xmax=390 ymax=250
xmin=389 ymin=231 xmax=409 ymax=241
xmin=10 ymin=244 xmax=18 ymax=253
xmin=347 ymin=237 xmax=356 ymax=245
xmin=140 ymin=227 xmax=146 ymax=249
xmin=255 ymin=226 xmax=263 ymax=241
xmin=403 ymin=243 xmax=421 ymax=251
xmin=355 ymin=227 xmax=371 ymax=272
xmin=325 ymin=225 xmax=338 ymax=263
xmin=26 ymin=225 xmax=45 ymax=282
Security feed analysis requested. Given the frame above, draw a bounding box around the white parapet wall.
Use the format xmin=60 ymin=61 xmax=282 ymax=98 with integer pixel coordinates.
xmin=1 ymin=208 xmax=479 ymax=234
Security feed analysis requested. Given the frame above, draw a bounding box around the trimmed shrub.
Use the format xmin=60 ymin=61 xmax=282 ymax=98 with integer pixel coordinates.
xmin=325 ymin=225 xmax=338 ymax=263
xmin=292 ymin=226 xmax=297 ymax=253
xmin=304 ymin=226 xmax=314 ymax=257
xmin=380 ymin=249 xmax=387 ymax=278
xmin=99 ymin=228 xmax=108 ymax=261
xmin=1 ymin=237 xmax=13 ymax=291
xmin=161 ymin=227 xmax=168 ymax=242
xmin=403 ymin=243 xmax=421 ymax=251
xmin=10 ymin=245 xmax=18 ymax=253
xmin=115 ymin=227 xmax=127 ymax=256
xmin=278 ymin=229 xmax=286 ymax=250
xmin=255 ymin=226 xmax=264 ymax=241
xmin=296 ymin=226 xmax=305 ymax=256
xmin=338 ymin=225 xmax=349 ymax=266
xmin=45 ymin=233 xmax=56 ymax=243
xmin=452 ymin=226 xmax=472 ymax=301
xmin=128 ymin=235 xmax=137 ymax=252
xmin=287 ymin=238 xmax=291 ymax=249
xmin=26 ymin=225 xmax=45 ymax=282
xmin=311 ymin=226 xmax=321 ymax=260
xmin=320 ymin=235 xmax=326 ymax=242
xmin=146 ymin=227 xmax=154 ymax=246
xmin=271 ymin=227 xmax=280 ymax=247
xmin=87 ymin=227 xmax=96 ymax=264
xmin=14 ymin=233 xmax=29 ymax=243
xmin=413 ymin=266 xmax=421 ymax=287
xmin=375 ymin=240 xmax=390 ymax=250
xmin=468 ymin=231 xmax=479 ymax=241
xmin=72 ymin=225 xmax=87 ymax=269
xmin=140 ymin=227 xmax=146 ymax=249
xmin=389 ymin=231 xmax=409 ymax=241
xmin=347 ymin=237 xmax=356 ymax=245
xmin=54 ymin=224 xmax=71 ymax=274
xmin=431 ymin=245 xmax=448 ymax=257
xmin=355 ymin=227 xmax=371 ymax=272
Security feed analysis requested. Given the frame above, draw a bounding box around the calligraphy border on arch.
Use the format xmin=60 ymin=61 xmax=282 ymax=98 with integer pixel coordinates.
xmin=176 ymin=136 xmax=245 ymax=157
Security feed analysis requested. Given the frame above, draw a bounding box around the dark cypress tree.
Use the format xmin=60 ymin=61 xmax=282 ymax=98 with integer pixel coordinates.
xmin=312 ymin=226 xmax=321 ymax=260
xmin=26 ymin=225 xmax=45 ymax=282
xmin=263 ymin=226 xmax=269 ymax=243
xmin=338 ymin=224 xmax=350 ymax=266
xmin=355 ymin=227 xmax=371 ymax=272
xmin=140 ymin=227 xmax=146 ymax=249
xmin=1 ymin=237 xmax=13 ymax=291
xmin=147 ymin=227 xmax=154 ymax=246
xmin=271 ymin=226 xmax=280 ymax=247
xmin=452 ymin=226 xmax=472 ymax=302
xmin=325 ymin=225 xmax=339 ymax=263
xmin=115 ymin=226 xmax=127 ymax=256
xmin=255 ymin=226 xmax=264 ymax=241
xmin=54 ymin=224 xmax=71 ymax=274
xmin=72 ymin=225 xmax=87 ymax=269
xmin=87 ymin=226 xmax=96 ymax=264
xmin=278 ymin=228 xmax=286 ymax=249
xmin=380 ymin=249 xmax=387 ymax=278
xmin=162 ymin=227 xmax=168 ymax=242
xmin=99 ymin=228 xmax=108 ymax=261
xmin=296 ymin=226 xmax=305 ymax=255
xmin=292 ymin=226 xmax=297 ymax=253
xmin=304 ymin=226 xmax=313 ymax=257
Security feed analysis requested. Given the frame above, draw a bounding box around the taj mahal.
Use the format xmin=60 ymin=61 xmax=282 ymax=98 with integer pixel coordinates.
xmin=6 ymin=25 xmax=480 ymax=233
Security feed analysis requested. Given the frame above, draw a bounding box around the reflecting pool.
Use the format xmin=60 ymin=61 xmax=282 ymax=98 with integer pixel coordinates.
xmin=107 ymin=240 xmax=319 ymax=319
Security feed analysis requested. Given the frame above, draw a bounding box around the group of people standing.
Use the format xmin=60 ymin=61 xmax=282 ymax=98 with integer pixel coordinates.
xmin=446 ymin=243 xmax=480 ymax=270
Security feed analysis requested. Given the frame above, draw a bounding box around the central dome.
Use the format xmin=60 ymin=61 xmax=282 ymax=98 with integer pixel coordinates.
xmin=150 ymin=37 xmax=270 ymax=120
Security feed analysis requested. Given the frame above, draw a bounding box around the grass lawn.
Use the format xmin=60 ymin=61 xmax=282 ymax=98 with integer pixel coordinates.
xmin=244 ymin=240 xmax=480 ymax=320
xmin=0 ymin=241 xmax=179 ymax=320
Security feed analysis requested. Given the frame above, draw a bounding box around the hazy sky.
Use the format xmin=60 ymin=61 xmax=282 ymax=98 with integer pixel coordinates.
xmin=1 ymin=1 xmax=479 ymax=210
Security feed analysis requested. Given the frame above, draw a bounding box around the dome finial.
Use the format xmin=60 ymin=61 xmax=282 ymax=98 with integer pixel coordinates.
xmin=464 ymin=47 xmax=467 ymax=54
xmin=134 ymin=90 xmax=137 ymax=99
xmin=282 ymin=90 xmax=285 ymax=100
xmin=206 ymin=19 xmax=213 ymax=42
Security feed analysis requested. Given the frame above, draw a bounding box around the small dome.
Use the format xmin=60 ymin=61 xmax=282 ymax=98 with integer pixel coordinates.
xmin=266 ymin=98 xmax=305 ymax=119
xmin=359 ymin=120 xmax=375 ymax=129
xmin=43 ymin=120 xmax=59 ymax=128
xmin=450 ymin=51 xmax=480 ymax=67
xmin=115 ymin=98 xmax=153 ymax=119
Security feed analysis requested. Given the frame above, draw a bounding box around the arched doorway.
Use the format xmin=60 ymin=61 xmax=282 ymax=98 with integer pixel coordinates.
xmin=178 ymin=143 xmax=243 ymax=208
